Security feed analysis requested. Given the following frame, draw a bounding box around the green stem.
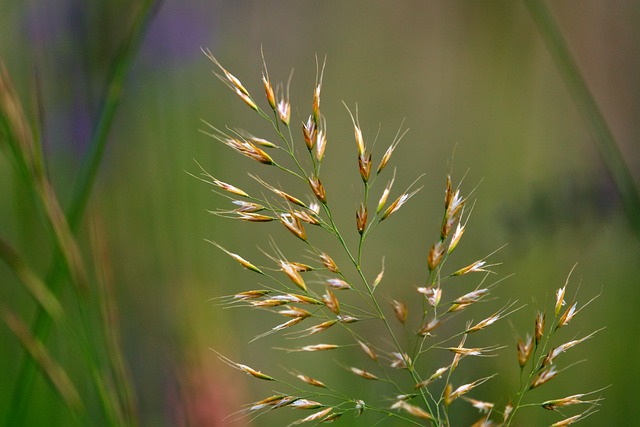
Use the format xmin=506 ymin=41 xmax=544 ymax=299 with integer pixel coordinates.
xmin=524 ymin=0 xmax=640 ymax=238
xmin=6 ymin=2 xmax=160 ymax=425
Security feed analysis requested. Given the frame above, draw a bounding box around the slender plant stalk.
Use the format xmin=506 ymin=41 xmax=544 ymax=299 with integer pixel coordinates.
xmin=6 ymin=1 xmax=160 ymax=425
xmin=524 ymin=0 xmax=640 ymax=238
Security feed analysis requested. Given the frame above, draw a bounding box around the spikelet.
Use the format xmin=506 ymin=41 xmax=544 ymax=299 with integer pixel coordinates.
xmin=415 ymin=366 xmax=449 ymax=389
xmin=517 ymin=334 xmax=534 ymax=367
xmin=322 ymin=289 xmax=340 ymax=315
xmin=296 ymin=374 xmax=327 ymax=388
xmin=319 ymin=253 xmax=339 ymax=273
xmin=357 ymin=340 xmax=378 ymax=361
xmin=208 ymin=241 xmax=264 ymax=274
xmin=356 ymin=202 xmax=368 ymax=234
xmin=350 ymin=367 xmax=379 ymax=380
xmin=391 ymin=400 xmax=433 ymax=420
xmin=530 ymin=366 xmax=559 ymax=389
xmin=391 ymin=299 xmax=408 ymax=324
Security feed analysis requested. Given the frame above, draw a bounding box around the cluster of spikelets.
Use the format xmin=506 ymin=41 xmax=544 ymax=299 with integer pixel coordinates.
xmin=197 ymin=49 xmax=604 ymax=426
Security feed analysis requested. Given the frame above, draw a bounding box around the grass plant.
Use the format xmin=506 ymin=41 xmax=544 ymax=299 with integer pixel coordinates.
xmin=200 ymin=50 xmax=604 ymax=426
xmin=0 ymin=1 xmax=159 ymax=425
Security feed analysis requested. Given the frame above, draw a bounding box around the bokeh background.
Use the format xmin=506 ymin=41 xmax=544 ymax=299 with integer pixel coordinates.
xmin=1 ymin=1 xmax=639 ymax=426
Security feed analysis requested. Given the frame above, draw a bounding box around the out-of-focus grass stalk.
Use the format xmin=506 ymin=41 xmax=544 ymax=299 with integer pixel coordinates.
xmin=6 ymin=1 xmax=161 ymax=425
xmin=524 ymin=0 xmax=640 ymax=238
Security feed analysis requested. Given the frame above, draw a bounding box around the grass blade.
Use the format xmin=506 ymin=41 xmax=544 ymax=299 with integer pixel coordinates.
xmin=1 ymin=306 xmax=84 ymax=416
xmin=0 ymin=237 xmax=63 ymax=321
xmin=524 ymin=0 xmax=640 ymax=238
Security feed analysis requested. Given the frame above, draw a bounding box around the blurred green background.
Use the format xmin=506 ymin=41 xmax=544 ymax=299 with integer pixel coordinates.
xmin=1 ymin=1 xmax=639 ymax=426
